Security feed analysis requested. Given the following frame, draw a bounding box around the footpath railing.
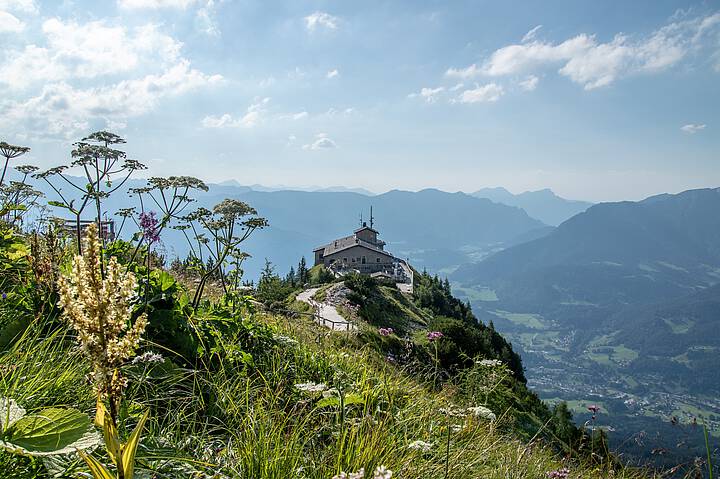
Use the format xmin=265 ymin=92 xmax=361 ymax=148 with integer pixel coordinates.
xmin=276 ymin=305 xmax=355 ymax=332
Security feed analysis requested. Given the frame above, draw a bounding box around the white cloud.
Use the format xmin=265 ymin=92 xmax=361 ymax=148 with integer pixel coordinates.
xmin=195 ymin=3 xmax=220 ymax=37
xmin=0 ymin=10 xmax=24 ymax=32
xmin=290 ymin=111 xmax=308 ymax=120
xmin=1 ymin=19 xmax=183 ymax=89
xmin=680 ymin=123 xmax=706 ymax=134
xmin=303 ymin=133 xmax=337 ymax=150
xmin=0 ymin=0 xmax=37 ymax=14
xmin=202 ymin=98 xmax=270 ymax=129
xmin=304 ymin=11 xmax=339 ymax=32
xmin=118 ymin=0 xmax=199 ymax=9
xmin=326 ymin=69 xmax=339 ymax=79
xmin=2 ymin=61 xmax=222 ymax=137
xmin=519 ymin=75 xmax=539 ymax=91
xmin=409 ymin=86 xmax=445 ymax=103
xmin=521 ymin=25 xmax=542 ymax=43
xmin=447 ymin=13 xmax=720 ymax=90
xmin=458 ymin=83 xmax=504 ymax=103
xmin=445 ymin=63 xmax=482 ymax=79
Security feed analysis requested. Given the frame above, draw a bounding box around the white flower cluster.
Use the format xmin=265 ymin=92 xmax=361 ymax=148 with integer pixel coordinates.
xmin=476 ymin=359 xmax=503 ymax=367
xmin=58 ymin=223 xmax=147 ymax=399
xmin=295 ymin=382 xmax=328 ymax=394
xmin=332 ymin=466 xmax=392 ymax=479
xmin=131 ymin=351 xmax=164 ymax=365
xmin=408 ymin=440 xmax=433 ymax=452
xmin=466 ymin=405 xmax=497 ymax=421
xmin=273 ymin=334 xmax=298 ymax=346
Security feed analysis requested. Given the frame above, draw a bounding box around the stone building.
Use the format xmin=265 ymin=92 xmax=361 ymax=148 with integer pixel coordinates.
xmin=313 ymin=223 xmax=395 ymax=274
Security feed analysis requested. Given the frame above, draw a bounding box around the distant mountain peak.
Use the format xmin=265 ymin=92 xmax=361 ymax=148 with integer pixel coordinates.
xmin=470 ymin=187 xmax=592 ymax=226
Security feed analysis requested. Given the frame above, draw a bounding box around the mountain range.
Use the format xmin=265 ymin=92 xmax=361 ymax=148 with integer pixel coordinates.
xmin=471 ymin=187 xmax=593 ymax=226
xmin=452 ymin=187 xmax=720 ymax=465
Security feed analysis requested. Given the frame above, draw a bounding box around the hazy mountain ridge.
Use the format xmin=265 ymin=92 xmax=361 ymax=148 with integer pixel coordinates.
xmin=471 ymin=187 xmax=593 ymax=226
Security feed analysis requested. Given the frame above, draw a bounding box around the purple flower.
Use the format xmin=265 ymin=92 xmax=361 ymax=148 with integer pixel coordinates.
xmin=379 ymin=327 xmax=394 ymax=337
xmin=427 ymin=331 xmax=444 ymax=342
xmin=1 ymin=292 xmax=6 ymax=300
xmin=546 ymin=468 xmax=570 ymax=479
xmin=139 ymin=211 xmax=161 ymax=244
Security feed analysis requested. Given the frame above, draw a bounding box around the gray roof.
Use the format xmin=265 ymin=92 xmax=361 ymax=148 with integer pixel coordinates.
xmin=314 ymin=234 xmax=394 ymax=258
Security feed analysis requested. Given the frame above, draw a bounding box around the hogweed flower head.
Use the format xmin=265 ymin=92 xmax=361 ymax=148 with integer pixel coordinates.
xmin=58 ymin=223 xmax=147 ymax=403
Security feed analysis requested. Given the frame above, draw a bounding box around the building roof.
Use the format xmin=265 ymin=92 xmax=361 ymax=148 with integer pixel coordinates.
xmin=315 ymin=234 xmax=394 ymax=258
xmin=354 ymin=225 xmax=379 ymax=235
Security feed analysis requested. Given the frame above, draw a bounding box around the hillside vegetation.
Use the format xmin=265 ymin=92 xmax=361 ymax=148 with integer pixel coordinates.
xmin=0 ymin=132 xmax=664 ymax=478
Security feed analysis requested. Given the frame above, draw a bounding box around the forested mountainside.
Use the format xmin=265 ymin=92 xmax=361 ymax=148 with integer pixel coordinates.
xmin=452 ymin=187 xmax=720 ymax=472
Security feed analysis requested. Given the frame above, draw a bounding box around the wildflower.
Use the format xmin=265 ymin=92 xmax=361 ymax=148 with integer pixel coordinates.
xmin=408 ymin=440 xmax=432 ymax=452
xmin=373 ymin=466 xmax=392 ymax=479
xmin=274 ymin=334 xmax=298 ymax=346
xmin=378 ymin=327 xmax=393 ymax=337
xmin=295 ymin=382 xmax=328 ymax=394
xmin=139 ymin=211 xmax=161 ymax=244
xmin=476 ymin=359 xmax=502 ymax=367
xmin=439 ymin=406 xmax=467 ymax=417
xmin=131 ymin=351 xmax=164 ymax=365
xmin=57 ymin=223 xmax=147 ymax=407
xmin=466 ymin=405 xmax=497 ymax=421
xmin=546 ymin=467 xmax=570 ymax=478
xmin=427 ymin=331 xmax=443 ymax=342
xmin=1 ymin=292 xmax=6 ymax=300
xmin=333 ymin=469 xmax=364 ymax=479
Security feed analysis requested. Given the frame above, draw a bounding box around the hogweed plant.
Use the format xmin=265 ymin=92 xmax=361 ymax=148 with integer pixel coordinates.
xmin=57 ymin=223 xmax=149 ymax=479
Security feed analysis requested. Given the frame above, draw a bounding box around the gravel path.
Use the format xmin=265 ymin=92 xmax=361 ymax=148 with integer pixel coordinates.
xmin=296 ymin=287 xmax=356 ymax=331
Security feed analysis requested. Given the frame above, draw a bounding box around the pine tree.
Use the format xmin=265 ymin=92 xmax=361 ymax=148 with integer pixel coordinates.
xmin=298 ymin=256 xmax=308 ymax=285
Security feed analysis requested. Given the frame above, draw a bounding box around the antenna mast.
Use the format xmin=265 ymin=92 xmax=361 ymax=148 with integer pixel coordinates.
xmin=370 ymin=206 xmax=374 ymax=229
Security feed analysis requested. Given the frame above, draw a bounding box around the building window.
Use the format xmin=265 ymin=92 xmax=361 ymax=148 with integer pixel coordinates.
xmin=377 ymin=258 xmax=380 ymax=262
xmin=352 ymin=258 xmax=355 ymax=262
xmin=343 ymin=257 xmax=347 ymax=263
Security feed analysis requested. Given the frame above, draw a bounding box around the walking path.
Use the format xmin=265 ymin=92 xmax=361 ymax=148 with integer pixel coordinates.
xmin=396 ymin=260 xmax=414 ymax=294
xmin=296 ymin=287 xmax=356 ymax=331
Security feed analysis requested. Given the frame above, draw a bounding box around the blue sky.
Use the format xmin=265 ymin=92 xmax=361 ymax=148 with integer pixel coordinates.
xmin=0 ymin=0 xmax=718 ymax=202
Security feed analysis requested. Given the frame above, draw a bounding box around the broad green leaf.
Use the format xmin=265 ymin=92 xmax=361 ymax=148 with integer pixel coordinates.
xmin=121 ymin=409 xmax=149 ymax=479
xmin=3 ymin=407 xmax=101 ymax=456
xmin=316 ymin=396 xmax=341 ymax=408
xmin=0 ymin=397 xmax=26 ymax=433
xmin=102 ymin=410 xmax=121 ymax=466
xmin=79 ymin=450 xmax=115 ymax=479
xmin=343 ymin=393 xmax=365 ymax=406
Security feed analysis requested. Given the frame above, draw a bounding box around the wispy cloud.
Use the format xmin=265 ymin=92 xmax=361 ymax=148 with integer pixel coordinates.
xmin=457 ymin=83 xmax=504 ymax=103
xmin=519 ymin=75 xmax=539 ymax=91
xmin=118 ymin=0 xmax=199 ymax=9
xmin=202 ymin=98 xmax=270 ymax=129
xmin=521 ymin=25 xmax=543 ymax=43
xmin=680 ymin=123 xmax=706 ymax=134
xmin=304 ymin=11 xmax=339 ymax=32
xmin=303 ymin=133 xmax=337 ymax=150
xmin=326 ymin=69 xmax=339 ymax=79
xmin=409 ymin=86 xmax=445 ymax=103
xmin=0 ymin=0 xmax=37 ymax=14
xmin=0 ymin=10 xmax=24 ymax=32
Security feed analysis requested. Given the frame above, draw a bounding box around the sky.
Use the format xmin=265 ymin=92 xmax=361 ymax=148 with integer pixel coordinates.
xmin=0 ymin=0 xmax=718 ymax=202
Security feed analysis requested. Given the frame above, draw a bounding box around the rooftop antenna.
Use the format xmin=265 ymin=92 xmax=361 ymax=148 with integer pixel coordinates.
xmin=359 ymin=212 xmax=363 ymax=228
xmin=370 ymin=206 xmax=374 ymax=229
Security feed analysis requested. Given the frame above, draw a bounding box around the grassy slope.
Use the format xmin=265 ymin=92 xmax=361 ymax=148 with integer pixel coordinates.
xmin=0 ymin=304 xmax=657 ymax=479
